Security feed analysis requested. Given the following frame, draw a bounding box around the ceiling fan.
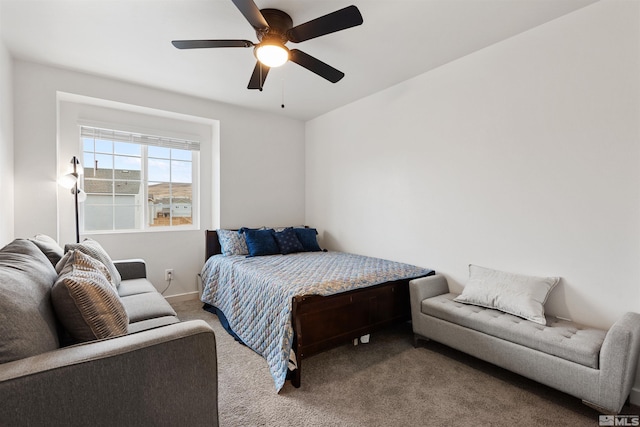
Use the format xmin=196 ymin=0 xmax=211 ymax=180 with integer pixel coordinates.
xmin=171 ymin=0 xmax=363 ymax=90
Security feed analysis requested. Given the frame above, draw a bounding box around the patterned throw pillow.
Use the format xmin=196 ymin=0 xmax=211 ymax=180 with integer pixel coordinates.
xmin=57 ymin=249 xmax=113 ymax=289
xmin=273 ymin=225 xmax=305 ymax=232
xmin=217 ymin=229 xmax=248 ymax=256
xmin=52 ymin=250 xmax=129 ymax=342
xmin=273 ymin=228 xmax=304 ymax=254
xmin=65 ymin=238 xmax=121 ymax=288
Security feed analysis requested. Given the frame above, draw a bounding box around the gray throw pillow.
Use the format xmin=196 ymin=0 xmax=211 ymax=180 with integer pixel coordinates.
xmin=65 ymin=238 xmax=121 ymax=288
xmin=0 ymin=239 xmax=60 ymax=363
xmin=29 ymin=234 xmax=64 ymax=266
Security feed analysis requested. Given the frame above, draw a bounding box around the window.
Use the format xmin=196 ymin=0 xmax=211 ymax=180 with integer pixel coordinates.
xmin=80 ymin=126 xmax=199 ymax=232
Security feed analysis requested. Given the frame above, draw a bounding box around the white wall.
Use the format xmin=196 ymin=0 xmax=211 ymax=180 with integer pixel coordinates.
xmin=306 ymin=0 xmax=640 ymax=402
xmin=0 ymin=10 xmax=14 ymax=245
xmin=13 ymin=60 xmax=305 ymax=298
xmin=307 ymin=2 xmax=638 ymax=329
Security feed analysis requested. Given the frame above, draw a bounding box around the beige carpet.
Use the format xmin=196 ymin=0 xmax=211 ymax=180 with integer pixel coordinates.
xmin=171 ymin=299 xmax=633 ymax=426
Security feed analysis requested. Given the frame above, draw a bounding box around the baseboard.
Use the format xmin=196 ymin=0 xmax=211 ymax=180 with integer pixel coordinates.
xmin=164 ymin=291 xmax=200 ymax=304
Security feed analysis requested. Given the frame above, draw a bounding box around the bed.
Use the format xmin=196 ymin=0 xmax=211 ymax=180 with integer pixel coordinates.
xmin=201 ymin=229 xmax=434 ymax=391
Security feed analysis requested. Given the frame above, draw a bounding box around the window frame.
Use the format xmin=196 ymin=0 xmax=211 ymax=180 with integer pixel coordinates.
xmin=79 ymin=124 xmax=201 ymax=234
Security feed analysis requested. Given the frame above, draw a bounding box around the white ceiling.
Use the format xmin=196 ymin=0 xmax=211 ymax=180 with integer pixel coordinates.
xmin=1 ymin=0 xmax=597 ymax=121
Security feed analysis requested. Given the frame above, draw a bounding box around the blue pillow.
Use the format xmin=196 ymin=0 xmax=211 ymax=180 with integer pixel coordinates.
xmin=243 ymin=229 xmax=279 ymax=257
xmin=294 ymin=228 xmax=322 ymax=252
xmin=238 ymin=226 xmax=265 ymax=234
xmin=273 ymin=228 xmax=304 ymax=255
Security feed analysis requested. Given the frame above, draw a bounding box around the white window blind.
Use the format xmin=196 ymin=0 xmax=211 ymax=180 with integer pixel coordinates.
xmin=80 ymin=126 xmax=200 ymax=152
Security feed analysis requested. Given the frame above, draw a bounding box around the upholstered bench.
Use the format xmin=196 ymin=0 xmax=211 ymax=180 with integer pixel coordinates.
xmin=410 ymin=272 xmax=640 ymax=414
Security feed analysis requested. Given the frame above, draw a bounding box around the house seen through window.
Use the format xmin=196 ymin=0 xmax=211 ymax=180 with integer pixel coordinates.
xmin=80 ymin=126 xmax=199 ymax=231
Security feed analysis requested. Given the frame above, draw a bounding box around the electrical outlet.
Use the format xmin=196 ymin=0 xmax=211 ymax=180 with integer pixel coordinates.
xmin=165 ymin=269 xmax=174 ymax=281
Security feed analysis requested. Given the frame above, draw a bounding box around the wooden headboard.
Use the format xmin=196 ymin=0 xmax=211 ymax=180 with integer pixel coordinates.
xmin=205 ymin=229 xmax=223 ymax=261
xmin=205 ymin=226 xmax=314 ymax=262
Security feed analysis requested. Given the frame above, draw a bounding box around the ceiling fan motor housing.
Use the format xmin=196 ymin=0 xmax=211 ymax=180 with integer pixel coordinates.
xmin=256 ymin=9 xmax=293 ymax=44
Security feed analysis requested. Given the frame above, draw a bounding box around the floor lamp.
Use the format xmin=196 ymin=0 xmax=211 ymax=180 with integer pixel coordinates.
xmin=59 ymin=156 xmax=85 ymax=243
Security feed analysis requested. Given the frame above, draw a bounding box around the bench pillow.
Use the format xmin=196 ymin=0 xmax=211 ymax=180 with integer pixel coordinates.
xmin=454 ymin=264 xmax=559 ymax=325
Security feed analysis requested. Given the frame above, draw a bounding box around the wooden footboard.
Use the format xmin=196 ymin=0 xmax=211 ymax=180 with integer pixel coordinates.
xmin=289 ymin=277 xmax=419 ymax=388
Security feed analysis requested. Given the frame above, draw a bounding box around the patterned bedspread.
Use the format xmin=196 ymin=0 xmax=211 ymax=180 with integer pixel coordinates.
xmin=200 ymin=251 xmax=433 ymax=391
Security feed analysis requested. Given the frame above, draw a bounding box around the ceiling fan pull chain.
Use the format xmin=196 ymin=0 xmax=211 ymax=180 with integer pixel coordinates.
xmin=281 ymin=78 xmax=285 ymax=109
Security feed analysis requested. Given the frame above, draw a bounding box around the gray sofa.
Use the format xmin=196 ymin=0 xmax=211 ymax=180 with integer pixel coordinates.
xmin=0 ymin=237 xmax=219 ymax=426
xmin=410 ymin=274 xmax=640 ymax=414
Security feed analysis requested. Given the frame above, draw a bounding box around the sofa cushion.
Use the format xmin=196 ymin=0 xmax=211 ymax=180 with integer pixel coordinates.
xmin=120 ymin=292 xmax=177 ymax=323
xmin=28 ymin=234 xmax=64 ymax=266
xmin=52 ymin=251 xmax=129 ymax=342
xmin=127 ymin=316 xmax=180 ymax=334
xmin=117 ymin=278 xmax=158 ymax=297
xmin=454 ymin=264 xmax=559 ymax=325
xmin=422 ymin=292 xmax=606 ymax=368
xmin=65 ymin=238 xmax=122 ymax=288
xmin=0 ymin=239 xmax=60 ymax=363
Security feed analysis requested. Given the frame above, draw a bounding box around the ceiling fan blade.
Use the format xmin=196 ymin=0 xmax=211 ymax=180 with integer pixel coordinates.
xmin=289 ymin=49 xmax=344 ymax=83
xmin=248 ymin=61 xmax=270 ymax=90
xmin=172 ymin=40 xmax=254 ymax=49
xmin=231 ymin=0 xmax=269 ymax=30
xmin=287 ymin=5 xmax=363 ymax=43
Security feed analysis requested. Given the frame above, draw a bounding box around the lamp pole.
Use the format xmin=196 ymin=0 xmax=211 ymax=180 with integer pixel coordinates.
xmin=72 ymin=156 xmax=80 ymax=243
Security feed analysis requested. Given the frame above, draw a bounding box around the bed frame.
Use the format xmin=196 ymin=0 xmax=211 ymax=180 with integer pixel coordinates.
xmin=204 ymin=229 xmax=433 ymax=388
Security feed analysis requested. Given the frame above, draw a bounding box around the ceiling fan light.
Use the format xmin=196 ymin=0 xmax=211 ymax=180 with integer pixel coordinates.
xmin=255 ymin=44 xmax=289 ymax=68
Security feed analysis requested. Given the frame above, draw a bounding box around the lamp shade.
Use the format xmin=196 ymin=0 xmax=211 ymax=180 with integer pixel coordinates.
xmin=76 ymin=188 xmax=87 ymax=203
xmin=58 ymin=173 xmax=77 ymax=190
xmin=255 ymin=43 xmax=289 ymax=68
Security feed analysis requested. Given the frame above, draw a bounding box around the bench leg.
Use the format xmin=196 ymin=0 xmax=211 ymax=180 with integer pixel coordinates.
xmin=413 ymin=334 xmax=429 ymax=348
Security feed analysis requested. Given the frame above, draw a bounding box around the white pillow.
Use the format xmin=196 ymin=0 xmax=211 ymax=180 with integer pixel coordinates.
xmin=454 ymin=264 xmax=559 ymax=325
